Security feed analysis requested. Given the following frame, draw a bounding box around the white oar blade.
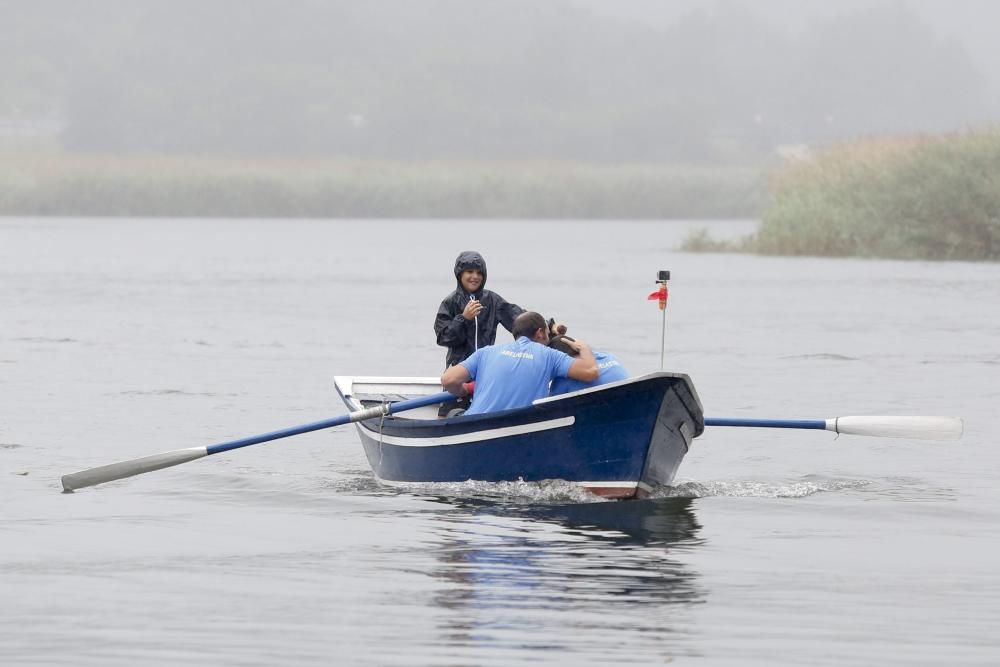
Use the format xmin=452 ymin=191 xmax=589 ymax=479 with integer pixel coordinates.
xmin=827 ymin=416 xmax=964 ymax=441
xmin=61 ymin=446 xmax=208 ymax=492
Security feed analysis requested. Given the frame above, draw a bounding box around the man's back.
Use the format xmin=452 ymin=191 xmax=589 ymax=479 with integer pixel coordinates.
xmin=461 ymin=337 xmax=574 ymax=415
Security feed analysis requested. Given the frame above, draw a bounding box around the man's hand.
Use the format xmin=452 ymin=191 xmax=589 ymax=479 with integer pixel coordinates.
xmin=566 ymin=339 xmax=598 ymax=382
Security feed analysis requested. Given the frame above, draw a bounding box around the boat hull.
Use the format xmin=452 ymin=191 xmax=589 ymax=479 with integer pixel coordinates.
xmin=335 ymin=373 xmax=703 ymax=499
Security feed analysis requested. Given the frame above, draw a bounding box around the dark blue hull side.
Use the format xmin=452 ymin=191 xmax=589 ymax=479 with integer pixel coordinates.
xmin=345 ymin=374 xmax=703 ymax=498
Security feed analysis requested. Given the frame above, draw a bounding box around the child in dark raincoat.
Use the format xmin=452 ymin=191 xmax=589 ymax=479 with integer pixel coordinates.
xmin=433 ymin=250 xmax=524 ymax=416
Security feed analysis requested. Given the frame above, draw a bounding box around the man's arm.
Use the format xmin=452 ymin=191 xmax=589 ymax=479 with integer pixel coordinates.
xmin=566 ymin=340 xmax=598 ymax=382
xmin=441 ymin=364 xmax=472 ymax=397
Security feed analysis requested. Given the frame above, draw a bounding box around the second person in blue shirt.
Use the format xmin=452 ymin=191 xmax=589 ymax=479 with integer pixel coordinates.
xmin=547 ymin=334 xmax=629 ymax=395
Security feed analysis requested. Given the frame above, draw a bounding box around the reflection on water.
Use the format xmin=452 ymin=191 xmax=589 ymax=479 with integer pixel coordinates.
xmin=517 ymin=497 xmax=704 ymax=547
xmin=420 ymin=497 xmax=704 ymax=658
xmin=422 ymin=494 xmax=703 ymax=547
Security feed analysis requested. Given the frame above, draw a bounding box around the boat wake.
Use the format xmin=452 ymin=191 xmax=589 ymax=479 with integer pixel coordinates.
xmin=656 ymin=477 xmax=871 ymax=499
xmin=334 ymin=475 xmax=874 ymax=503
xmin=370 ymin=478 xmax=611 ymax=504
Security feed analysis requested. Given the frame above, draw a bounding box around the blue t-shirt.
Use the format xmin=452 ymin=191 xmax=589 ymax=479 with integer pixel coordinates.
xmin=460 ymin=337 xmax=575 ymax=415
xmin=549 ymin=351 xmax=628 ymax=396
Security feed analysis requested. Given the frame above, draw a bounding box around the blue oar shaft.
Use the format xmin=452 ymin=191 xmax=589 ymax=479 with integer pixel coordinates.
xmin=703 ymin=415 xmax=962 ymax=440
xmin=208 ymin=391 xmax=454 ymax=455
xmin=704 ymin=417 xmax=827 ymax=430
xmin=207 ymin=417 xmax=349 ymax=454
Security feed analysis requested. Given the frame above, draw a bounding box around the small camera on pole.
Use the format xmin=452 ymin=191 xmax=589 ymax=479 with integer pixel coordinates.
xmin=647 ymin=270 xmax=671 ymax=369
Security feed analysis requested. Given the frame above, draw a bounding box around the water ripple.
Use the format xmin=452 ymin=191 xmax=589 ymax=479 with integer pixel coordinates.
xmin=12 ymin=336 xmax=79 ymax=343
xmin=114 ymin=389 xmax=240 ymax=397
xmin=779 ymin=352 xmax=859 ymax=361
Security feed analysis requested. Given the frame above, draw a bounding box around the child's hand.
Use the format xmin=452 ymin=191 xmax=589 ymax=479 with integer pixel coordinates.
xmin=463 ymin=300 xmax=484 ymax=320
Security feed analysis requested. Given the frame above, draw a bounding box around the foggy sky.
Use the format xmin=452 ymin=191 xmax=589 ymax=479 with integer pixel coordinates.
xmin=2 ymin=0 xmax=998 ymax=162
xmin=573 ymin=0 xmax=1000 ymax=100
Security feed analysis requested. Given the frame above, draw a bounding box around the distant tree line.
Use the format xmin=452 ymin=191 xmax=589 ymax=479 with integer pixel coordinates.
xmin=0 ymin=0 xmax=993 ymax=163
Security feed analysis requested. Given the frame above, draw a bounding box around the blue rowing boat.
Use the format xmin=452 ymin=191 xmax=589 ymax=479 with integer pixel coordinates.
xmin=334 ymin=372 xmax=704 ymax=499
xmin=60 ymin=356 xmax=958 ymax=494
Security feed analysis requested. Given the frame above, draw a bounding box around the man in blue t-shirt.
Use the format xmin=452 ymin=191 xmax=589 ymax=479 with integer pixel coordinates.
xmin=440 ymin=312 xmax=598 ymax=415
xmin=547 ymin=334 xmax=629 ymax=396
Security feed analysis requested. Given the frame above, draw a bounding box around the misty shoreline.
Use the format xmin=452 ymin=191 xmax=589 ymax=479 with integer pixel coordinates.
xmin=0 ymin=154 xmax=762 ymax=220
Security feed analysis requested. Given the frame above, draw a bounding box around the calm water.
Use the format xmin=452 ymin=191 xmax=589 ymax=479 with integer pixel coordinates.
xmin=2 ymin=218 xmax=999 ymax=666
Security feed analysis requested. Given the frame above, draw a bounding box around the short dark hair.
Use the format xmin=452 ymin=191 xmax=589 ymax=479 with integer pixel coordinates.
xmin=512 ymin=311 xmax=547 ymax=339
xmin=548 ymin=334 xmax=578 ymax=357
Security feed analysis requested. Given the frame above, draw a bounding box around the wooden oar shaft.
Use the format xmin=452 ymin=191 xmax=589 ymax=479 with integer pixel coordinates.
xmin=61 ymin=391 xmax=454 ymax=492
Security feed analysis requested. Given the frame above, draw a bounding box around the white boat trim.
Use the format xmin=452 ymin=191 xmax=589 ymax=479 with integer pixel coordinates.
xmin=358 ymin=416 xmax=576 ymax=447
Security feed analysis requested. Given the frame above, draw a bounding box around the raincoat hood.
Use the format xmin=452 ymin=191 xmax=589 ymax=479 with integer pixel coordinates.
xmin=453 ymin=251 xmax=487 ymax=292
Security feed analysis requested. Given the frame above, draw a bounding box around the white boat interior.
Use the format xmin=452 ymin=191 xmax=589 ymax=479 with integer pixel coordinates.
xmin=335 ymin=376 xmax=446 ymax=420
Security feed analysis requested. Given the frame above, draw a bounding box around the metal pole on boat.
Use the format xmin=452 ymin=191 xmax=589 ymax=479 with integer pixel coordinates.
xmin=656 ymin=270 xmax=670 ymax=370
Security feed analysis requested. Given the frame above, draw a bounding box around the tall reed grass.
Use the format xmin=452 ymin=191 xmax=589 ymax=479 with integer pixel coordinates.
xmin=0 ymin=153 xmax=761 ymax=220
xmin=756 ymin=130 xmax=1000 ymax=260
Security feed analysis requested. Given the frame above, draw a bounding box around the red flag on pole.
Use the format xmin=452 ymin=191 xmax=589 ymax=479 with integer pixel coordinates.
xmin=647 ymin=285 xmax=668 ymax=310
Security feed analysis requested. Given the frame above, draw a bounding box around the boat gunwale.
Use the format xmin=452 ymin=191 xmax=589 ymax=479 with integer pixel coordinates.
xmin=335 ymin=371 xmax=703 ymax=414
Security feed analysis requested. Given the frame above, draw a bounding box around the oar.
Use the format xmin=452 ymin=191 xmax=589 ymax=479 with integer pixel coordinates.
xmin=61 ymin=391 xmax=454 ymax=492
xmin=704 ymin=415 xmax=963 ymax=440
